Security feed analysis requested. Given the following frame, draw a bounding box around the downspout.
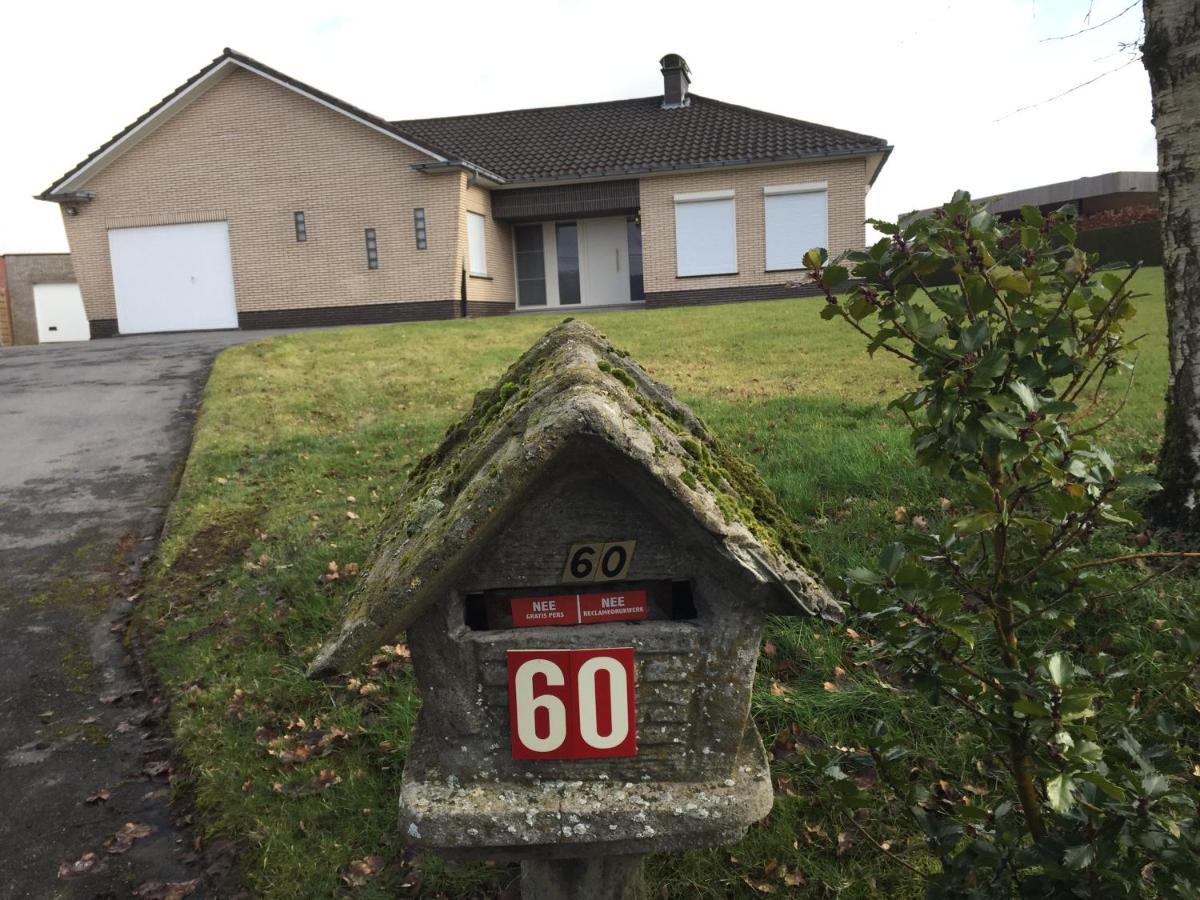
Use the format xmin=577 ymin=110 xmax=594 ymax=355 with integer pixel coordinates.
xmin=461 ymin=266 xmax=468 ymax=319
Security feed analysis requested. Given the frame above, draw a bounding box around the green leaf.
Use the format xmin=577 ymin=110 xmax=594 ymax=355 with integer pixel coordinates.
xmin=1014 ymin=697 xmax=1049 ymax=718
xmin=822 ymin=265 xmax=850 ymax=290
xmin=878 ymin=542 xmax=906 ymax=576
xmin=944 ymin=624 xmax=977 ymax=649
xmin=848 ymin=294 xmax=874 ymax=321
xmin=803 ymin=248 xmax=828 ymax=268
xmin=1121 ymin=473 xmax=1162 ymax=494
xmin=1013 ymin=332 xmax=1037 ymax=357
xmin=1047 ymin=772 xmax=1076 ymax=813
xmin=959 ymin=319 xmax=990 ymax=353
xmin=1039 ymin=400 xmax=1077 ymax=415
xmin=973 ymin=348 xmax=1008 ymax=381
xmin=1047 ymin=653 xmax=1072 ymax=687
xmin=1079 ymin=771 xmax=1126 ymax=801
xmin=954 ymin=510 xmax=999 ymax=534
xmin=1063 ymin=844 xmax=1095 ymax=870
xmin=846 ymin=566 xmax=883 ymax=585
xmin=980 ymin=415 xmax=1019 ymax=440
xmin=1141 ymin=773 xmax=1170 ymax=797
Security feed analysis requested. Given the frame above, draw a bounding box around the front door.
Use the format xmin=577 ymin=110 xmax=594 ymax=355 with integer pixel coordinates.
xmin=580 ymin=218 xmax=631 ymax=306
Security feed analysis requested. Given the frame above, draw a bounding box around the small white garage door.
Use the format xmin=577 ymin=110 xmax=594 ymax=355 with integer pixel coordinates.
xmin=33 ymin=282 xmax=90 ymax=342
xmin=108 ymin=221 xmax=238 ymax=334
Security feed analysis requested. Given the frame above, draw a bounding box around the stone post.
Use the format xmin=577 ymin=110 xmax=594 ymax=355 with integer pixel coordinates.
xmin=520 ymin=854 xmax=646 ymax=900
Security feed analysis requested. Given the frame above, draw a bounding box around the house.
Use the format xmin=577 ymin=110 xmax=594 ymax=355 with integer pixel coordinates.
xmin=0 ymin=253 xmax=84 ymax=346
xmin=39 ymin=50 xmax=891 ymax=338
xmin=901 ymin=171 xmax=1161 ymax=268
xmin=903 ymin=171 xmax=1158 ymax=225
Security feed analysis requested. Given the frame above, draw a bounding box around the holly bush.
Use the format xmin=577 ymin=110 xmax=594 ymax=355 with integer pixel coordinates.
xmin=804 ymin=194 xmax=1200 ymax=897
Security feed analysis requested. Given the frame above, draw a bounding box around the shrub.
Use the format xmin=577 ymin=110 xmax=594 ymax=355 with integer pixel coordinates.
xmin=804 ymin=194 xmax=1200 ymax=897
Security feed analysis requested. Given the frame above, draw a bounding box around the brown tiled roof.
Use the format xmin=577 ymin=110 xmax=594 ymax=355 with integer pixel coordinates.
xmin=41 ymin=48 xmax=889 ymax=198
xmin=394 ymin=95 xmax=889 ymax=184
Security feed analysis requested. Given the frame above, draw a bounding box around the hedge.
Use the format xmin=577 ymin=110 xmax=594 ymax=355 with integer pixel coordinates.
xmin=1075 ymin=220 xmax=1163 ymax=267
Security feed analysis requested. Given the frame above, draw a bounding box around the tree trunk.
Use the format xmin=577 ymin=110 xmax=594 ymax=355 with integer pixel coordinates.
xmin=1143 ymin=0 xmax=1200 ymax=533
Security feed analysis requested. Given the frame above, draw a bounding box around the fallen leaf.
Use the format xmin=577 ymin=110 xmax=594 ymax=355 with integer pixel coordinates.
xmin=893 ymin=506 xmax=909 ymax=523
xmin=783 ymin=870 xmax=806 ymax=887
xmin=84 ymin=788 xmax=111 ymax=805
xmin=342 ymin=854 xmax=385 ymax=887
xmin=105 ymin=821 xmax=157 ymax=854
xmin=837 ymin=830 xmax=854 ymax=855
xmin=823 ymin=681 xmax=839 ymax=693
xmin=144 ymin=760 xmax=172 ymax=777
xmin=762 ymin=640 xmax=778 ymax=658
xmin=769 ymin=681 xmax=787 ymax=697
xmin=58 ymin=851 xmax=108 ymax=878
xmin=345 ymin=510 xmax=359 ymax=520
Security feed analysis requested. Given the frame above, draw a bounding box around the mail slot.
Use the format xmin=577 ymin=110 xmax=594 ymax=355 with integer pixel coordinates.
xmin=464 ymin=580 xmax=697 ymax=630
xmin=308 ymin=321 xmax=837 ymax=898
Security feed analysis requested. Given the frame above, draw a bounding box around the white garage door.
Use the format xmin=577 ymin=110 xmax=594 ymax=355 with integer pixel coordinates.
xmin=33 ymin=282 xmax=90 ymax=342
xmin=108 ymin=221 xmax=238 ymax=334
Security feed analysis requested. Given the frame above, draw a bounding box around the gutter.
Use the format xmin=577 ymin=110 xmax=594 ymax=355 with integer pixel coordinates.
xmin=483 ymin=146 xmax=894 ymax=190
xmin=411 ymin=160 xmax=508 ymax=186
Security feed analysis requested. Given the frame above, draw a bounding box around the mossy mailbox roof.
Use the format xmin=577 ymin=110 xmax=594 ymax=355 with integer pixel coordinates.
xmin=308 ymin=320 xmax=836 ymax=677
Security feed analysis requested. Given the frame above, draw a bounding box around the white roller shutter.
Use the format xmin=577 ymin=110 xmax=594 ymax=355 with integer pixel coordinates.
xmin=674 ymin=191 xmax=737 ymax=276
xmin=764 ymin=183 xmax=828 ymax=271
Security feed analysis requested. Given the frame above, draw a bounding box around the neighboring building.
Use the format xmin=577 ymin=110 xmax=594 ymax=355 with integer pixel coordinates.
xmin=38 ymin=50 xmax=890 ymax=338
xmin=904 ymin=171 xmax=1158 ymax=223
xmin=0 ymin=253 xmax=85 ymax=347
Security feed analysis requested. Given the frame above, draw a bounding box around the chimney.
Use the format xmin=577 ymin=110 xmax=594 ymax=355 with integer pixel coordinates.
xmin=660 ymin=54 xmax=691 ymax=108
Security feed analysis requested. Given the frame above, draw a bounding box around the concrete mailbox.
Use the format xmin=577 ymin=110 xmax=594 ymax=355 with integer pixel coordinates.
xmin=308 ymin=320 xmax=837 ymax=898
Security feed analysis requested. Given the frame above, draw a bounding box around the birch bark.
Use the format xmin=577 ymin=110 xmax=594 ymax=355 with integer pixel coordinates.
xmin=1143 ymin=0 xmax=1200 ymax=530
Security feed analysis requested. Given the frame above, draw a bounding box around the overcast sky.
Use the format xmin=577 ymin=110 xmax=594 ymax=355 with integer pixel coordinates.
xmin=1 ymin=0 xmax=1153 ymax=254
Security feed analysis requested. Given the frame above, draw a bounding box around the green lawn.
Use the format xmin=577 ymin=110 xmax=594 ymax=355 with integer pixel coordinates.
xmin=136 ymin=268 xmax=1179 ymax=898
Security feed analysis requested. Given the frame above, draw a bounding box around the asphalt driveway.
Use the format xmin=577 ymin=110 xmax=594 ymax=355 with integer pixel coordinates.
xmin=0 ymin=331 xmax=283 ymax=899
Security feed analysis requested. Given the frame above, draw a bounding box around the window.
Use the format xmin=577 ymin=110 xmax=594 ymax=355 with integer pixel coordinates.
xmin=673 ymin=191 xmax=736 ymax=276
xmin=365 ymin=228 xmax=378 ymax=270
xmin=555 ymin=222 xmax=581 ymax=305
xmin=414 ymin=208 xmax=427 ymax=250
xmin=627 ymin=219 xmax=644 ymax=301
xmin=515 ymin=225 xmax=547 ymax=307
xmin=294 ymin=211 xmax=307 ymax=242
xmin=467 ymin=211 xmax=487 ymax=276
xmin=764 ymin=183 xmax=828 ymax=271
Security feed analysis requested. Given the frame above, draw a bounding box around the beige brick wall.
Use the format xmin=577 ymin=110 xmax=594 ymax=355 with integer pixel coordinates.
xmin=638 ymin=157 xmax=868 ymax=295
xmin=60 ymin=67 xmax=506 ymax=322
xmin=460 ymin=182 xmax=515 ymax=305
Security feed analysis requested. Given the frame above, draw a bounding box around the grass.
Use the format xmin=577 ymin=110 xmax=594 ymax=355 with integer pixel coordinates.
xmin=133 ymin=268 xmax=1185 ymax=898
